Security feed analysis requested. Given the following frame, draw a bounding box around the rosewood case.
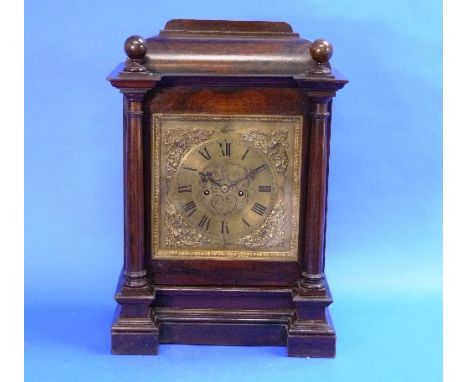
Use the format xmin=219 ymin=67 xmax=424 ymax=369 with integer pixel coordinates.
xmin=107 ymin=19 xmax=347 ymax=357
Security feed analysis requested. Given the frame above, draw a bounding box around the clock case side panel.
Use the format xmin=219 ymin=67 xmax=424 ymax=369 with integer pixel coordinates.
xmin=143 ymin=83 xmax=310 ymax=287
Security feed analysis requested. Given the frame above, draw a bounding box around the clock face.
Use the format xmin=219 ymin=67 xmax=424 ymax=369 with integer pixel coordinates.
xmin=173 ymin=138 xmax=277 ymax=243
xmin=152 ymin=114 xmax=303 ymax=261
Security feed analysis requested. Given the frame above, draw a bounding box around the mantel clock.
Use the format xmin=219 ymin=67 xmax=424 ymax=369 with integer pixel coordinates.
xmin=107 ymin=19 xmax=347 ymax=357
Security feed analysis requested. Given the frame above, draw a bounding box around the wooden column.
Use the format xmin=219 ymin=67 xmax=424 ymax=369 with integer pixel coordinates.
xmin=122 ymin=91 xmax=148 ymax=288
xmin=299 ymin=96 xmax=331 ymax=294
xmin=111 ymin=88 xmax=159 ymax=355
xmin=110 ymin=36 xmax=160 ymax=355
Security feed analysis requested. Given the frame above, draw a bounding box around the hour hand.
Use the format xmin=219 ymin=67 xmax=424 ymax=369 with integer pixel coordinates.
xmin=199 ymin=171 xmax=223 ymax=187
xmin=199 ymin=171 xmax=209 ymax=183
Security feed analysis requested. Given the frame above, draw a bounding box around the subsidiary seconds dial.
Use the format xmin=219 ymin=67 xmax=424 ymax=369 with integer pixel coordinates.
xmin=172 ymin=138 xmax=277 ymax=243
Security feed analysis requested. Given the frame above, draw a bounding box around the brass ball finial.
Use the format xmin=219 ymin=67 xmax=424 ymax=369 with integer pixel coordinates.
xmin=124 ymin=35 xmax=148 ymax=60
xmin=124 ymin=35 xmax=148 ymax=72
xmin=310 ymin=39 xmax=333 ymax=64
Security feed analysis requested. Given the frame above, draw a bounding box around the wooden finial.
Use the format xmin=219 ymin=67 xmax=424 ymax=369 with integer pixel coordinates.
xmin=310 ymin=39 xmax=333 ymax=64
xmin=124 ymin=35 xmax=148 ymax=72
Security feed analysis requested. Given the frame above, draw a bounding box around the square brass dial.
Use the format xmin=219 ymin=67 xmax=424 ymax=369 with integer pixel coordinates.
xmin=151 ymin=114 xmax=303 ymax=261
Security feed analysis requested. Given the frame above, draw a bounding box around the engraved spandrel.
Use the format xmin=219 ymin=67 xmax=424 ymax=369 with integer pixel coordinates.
xmin=163 ymin=128 xmax=216 ymax=177
xmin=235 ymin=200 xmax=286 ymax=249
xmin=241 ymin=129 xmax=290 ymax=175
xmin=163 ymin=201 xmax=211 ymax=247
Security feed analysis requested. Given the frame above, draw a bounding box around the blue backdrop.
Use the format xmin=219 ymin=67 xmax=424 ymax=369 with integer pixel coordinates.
xmin=25 ymin=1 xmax=442 ymax=381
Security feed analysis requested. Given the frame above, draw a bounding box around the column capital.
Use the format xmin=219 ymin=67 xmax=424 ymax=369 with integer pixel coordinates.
xmin=309 ymin=101 xmax=331 ymax=119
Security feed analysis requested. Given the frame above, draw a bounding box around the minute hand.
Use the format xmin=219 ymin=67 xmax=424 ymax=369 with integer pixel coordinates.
xmin=250 ymin=163 xmax=268 ymax=176
xmin=228 ymin=164 xmax=268 ymax=189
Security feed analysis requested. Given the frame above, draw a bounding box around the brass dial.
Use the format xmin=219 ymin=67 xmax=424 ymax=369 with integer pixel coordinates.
xmin=172 ymin=137 xmax=277 ymax=243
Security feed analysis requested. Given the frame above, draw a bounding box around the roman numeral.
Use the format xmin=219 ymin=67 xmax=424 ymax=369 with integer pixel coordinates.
xmin=198 ymin=147 xmax=211 ymax=160
xmin=241 ymin=149 xmax=249 ymax=161
xmin=242 ymin=218 xmax=251 ymax=227
xmin=178 ymin=185 xmax=192 ymax=193
xmin=258 ymin=185 xmax=271 ymax=193
xmin=221 ymin=220 xmax=229 ymax=234
xmin=182 ymin=201 xmax=197 ymax=217
xmin=198 ymin=215 xmax=211 ymax=230
xmin=251 ymin=202 xmax=267 ymax=216
xmin=183 ymin=166 xmax=198 ymax=172
xmin=219 ymin=142 xmax=231 ymax=156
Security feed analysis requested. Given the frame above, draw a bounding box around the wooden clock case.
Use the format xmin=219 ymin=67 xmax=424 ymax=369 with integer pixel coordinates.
xmin=107 ymin=19 xmax=347 ymax=358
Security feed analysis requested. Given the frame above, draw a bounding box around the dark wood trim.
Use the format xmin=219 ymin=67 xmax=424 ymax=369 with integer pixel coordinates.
xmin=148 ymin=259 xmax=302 ymax=287
xmin=110 ymin=89 xmax=161 ymax=355
xmin=111 ymin=270 xmax=159 ymax=355
xmin=299 ymin=96 xmax=332 ymax=294
xmin=107 ymin=63 xmax=160 ymax=90
xmin=122 ymin=92 xmax=149 ymax=288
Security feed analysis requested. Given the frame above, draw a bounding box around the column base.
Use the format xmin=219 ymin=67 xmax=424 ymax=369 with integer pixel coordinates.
xmin=112 ymin=316 xmax=159 ymax=355
xmin=111 ymin=270 xmax=159 ymax=355
xmin=287 ymin=308 xmax=336 ymax=358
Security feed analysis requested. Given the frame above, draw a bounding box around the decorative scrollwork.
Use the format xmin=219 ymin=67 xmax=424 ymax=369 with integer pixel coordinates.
xmin=235 ymin=200 xmax=286 ymax=249
xmin=241 ymin=129 xmax=289 ymax=175
xmin=163 ymin=201 xmax=211 ymax=247
xmin=163 ymin=128 xmax=216 ymax=176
